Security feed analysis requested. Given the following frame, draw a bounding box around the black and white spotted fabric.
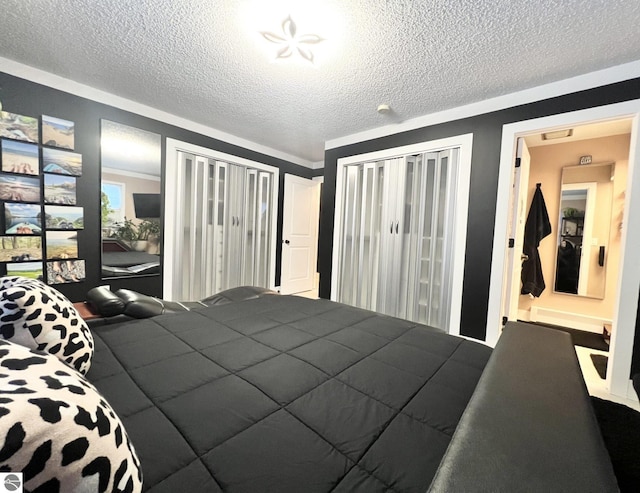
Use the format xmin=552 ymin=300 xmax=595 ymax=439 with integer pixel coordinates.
xmin=0 ymin=339 xmax=142 ymax=492
xmin=0 ymin=277 xmax=94 ymax=374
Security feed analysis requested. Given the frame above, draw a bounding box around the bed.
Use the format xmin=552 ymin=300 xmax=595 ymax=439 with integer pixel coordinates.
xmin=80 ymin=289 xmax=619 ymax=492
xmin=102 ymin=238 xmax=160 ymax=277
xmin=0 ymin=279 xmax=618 ymax=492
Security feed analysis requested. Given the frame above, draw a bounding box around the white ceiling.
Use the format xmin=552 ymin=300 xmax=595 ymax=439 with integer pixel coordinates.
xmin=1 ymin=0 xmax=640 ymax=165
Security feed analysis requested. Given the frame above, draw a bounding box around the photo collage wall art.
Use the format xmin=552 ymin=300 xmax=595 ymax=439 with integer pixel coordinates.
xmin=0 ymin=110 xmax=85 ymax=284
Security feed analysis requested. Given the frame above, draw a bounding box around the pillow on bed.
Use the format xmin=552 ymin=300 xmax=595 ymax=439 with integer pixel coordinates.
xmin=0 ymin=339 xmax=142 ymax=492
xmin=0 ymin=276 xmax=94 ymax=375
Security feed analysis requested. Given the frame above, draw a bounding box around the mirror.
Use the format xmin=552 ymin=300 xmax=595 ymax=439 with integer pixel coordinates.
xmin=100 ymin=120 xmax=162 ymax=278
xmin=554 ymin=162 xmax=614 ymax=298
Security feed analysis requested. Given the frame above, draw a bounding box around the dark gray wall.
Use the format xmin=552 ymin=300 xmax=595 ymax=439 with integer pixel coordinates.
xmin=318 ymin=78 xmax=640 ymax=342
xmin=0 ymin=72 xmax=314 ymax=301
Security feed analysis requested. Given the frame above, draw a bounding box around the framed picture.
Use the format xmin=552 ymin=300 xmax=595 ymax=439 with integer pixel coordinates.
xmin=0 ymin=111 xmax=39 ymax=143
xmin=42 ymin=115 xmax=75 ymax=150
xmin=4 ymin=203 xmax=42 ymax=235
xmin=0 ymin=173 xmax=41 ymax=203
xmin=7 ymin=261 xmax=43 ymax=280
xmin=44 ymin=205 xmax=84 ymax=230
xmin=0 ymin=236 xmax=42 ymax=262
xmin=44 ymin=174 xmax=76 ymax=205
xmin=42 ymin=147 xmax=82 ymax=176
xmin=45 ymin=231 xmax=78 ymax=259
xmin=47 ymin=259 xmax=85 ymax=284
xmin=1 ymin=139 xmax=39 ymax=175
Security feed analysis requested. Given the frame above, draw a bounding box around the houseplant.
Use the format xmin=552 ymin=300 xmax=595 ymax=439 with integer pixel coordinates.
xmin=135 ymin=219 xmax=161 ymax=253
xmin=136 ymin=219 xmax=161 ymax=241
xmin=113 ymin=218 xmax=160 ymax=252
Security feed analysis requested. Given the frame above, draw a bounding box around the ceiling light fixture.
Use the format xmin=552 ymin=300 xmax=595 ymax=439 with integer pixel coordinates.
xmin=261 ymin=15 xmax=324 ymax=63
xmin=542 ymin=129 xmax=573 ymax=140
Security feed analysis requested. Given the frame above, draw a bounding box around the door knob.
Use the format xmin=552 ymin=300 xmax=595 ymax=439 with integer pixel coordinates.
xmin=284 ymin=240 xmax=290 ymax=244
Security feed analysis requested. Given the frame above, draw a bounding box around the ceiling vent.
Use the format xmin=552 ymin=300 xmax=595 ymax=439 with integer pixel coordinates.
xmin=541 ymin=129 xmax=573 ymax=140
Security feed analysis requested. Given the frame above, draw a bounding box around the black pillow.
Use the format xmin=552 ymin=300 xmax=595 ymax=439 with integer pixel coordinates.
xmin=86 ymin=285 xmax=126 ymax=317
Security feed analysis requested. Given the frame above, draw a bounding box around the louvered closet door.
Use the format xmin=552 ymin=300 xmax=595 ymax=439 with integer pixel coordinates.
xmin=377 ymin=158 xmax=406 ymax=316
xmin=174 ymin=152 xmax=218 ymax=301
xmin=242 ymin=169 xmax=274 ymax=286
xmin=211 ymin=161 xmax=228 ymax=294
xmin=168 ymin=143 xmax=278 ymax=301
xmin=396 ymin=154 xmax=421 ymax=321
xmin=172 ymin=157 xmax=273 ymax=299
xmin=255 ymin=171 xmax=273 ymax=287
xmin=221 ymin=164 xmax=245 ymax=291
xmin=413 ymin=149 xmax=459 ymax=328
xmin=338 ymin=161 xmax=385 ymax=309
xmin=338 ymin=164 xmax=362 ymax=307
xmin=336 ymin=148 xmax=460 ymax=330
xmin=243 ymin=169 xmax=257 ymax=284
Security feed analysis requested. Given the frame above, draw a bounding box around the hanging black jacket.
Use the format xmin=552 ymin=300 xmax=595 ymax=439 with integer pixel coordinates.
xmin=521 ymin=184 xmax=552 ymax=297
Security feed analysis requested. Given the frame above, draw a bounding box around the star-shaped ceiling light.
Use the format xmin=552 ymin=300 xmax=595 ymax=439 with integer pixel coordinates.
xmin=261 ymin=16 xmax=324 ymax=63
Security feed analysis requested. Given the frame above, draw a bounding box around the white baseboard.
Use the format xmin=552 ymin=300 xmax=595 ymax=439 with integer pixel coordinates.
xmin=530 ymin=306 xmax=610 ymax=333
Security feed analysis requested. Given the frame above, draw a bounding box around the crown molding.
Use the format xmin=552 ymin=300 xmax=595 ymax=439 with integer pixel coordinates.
xmin=0 ymin=57 xmax=315 ymax=169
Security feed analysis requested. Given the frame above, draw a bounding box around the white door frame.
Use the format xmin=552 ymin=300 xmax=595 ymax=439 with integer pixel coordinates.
xmin=486 ymin=100 xmax=640 ymax=399
xmin=331 ymin=134 xmax=473 ymax=336
xmin=502 ymin=138 xmax=531 ymax=323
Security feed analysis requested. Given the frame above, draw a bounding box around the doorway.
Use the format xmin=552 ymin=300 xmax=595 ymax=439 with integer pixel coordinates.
xmin=514 ymin=124 xmax=629 ymax=330
xmin=486 ymin=100 xmax=640 ymax=401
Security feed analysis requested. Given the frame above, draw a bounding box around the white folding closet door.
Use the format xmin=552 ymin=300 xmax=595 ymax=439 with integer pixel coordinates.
xmin=175 ymin=152 xmax=212 ymax=300
xmin=378 ymin=158 xmax=406 ymax=317
xmin=255 ymin=171 xmax=273 ymax=288
xmin=338 ymin=165 xmax=361 ymax=307
xmin=211 ymin=161 xmax=227 ymax=294
xmin=222 ymin=163 xmax=244 ymax=291
xmin=360 ymin=162 xmax=384 ymax=309
xmin=243 ymin=169 xmax=258 ymax=285
xmin=398 ymin=154 xmax=423 ymax=321
xmin=335 ymin=148 xmax=460 ymax=330
xmin=169 ymin=151 xmax=277 ymax=301
xmin=338 ymin=162 xmax=385 ymax=309
xmin=414 ymin=149 xmax=458 ymax=328
xmin=241 ymin=169 xmax=273 ymax=287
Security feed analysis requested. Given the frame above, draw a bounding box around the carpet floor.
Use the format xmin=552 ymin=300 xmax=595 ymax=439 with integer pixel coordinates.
xmin=591 ymin=396 xmax=640 ymax=491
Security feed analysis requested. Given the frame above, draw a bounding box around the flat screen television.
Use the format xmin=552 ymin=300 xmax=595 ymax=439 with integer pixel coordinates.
xmin=133 ymin=193 xmax=161 ymax=219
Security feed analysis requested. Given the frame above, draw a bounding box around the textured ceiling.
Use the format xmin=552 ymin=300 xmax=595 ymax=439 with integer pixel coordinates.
xmin=1 ymin=0 xmax=640 ymax=165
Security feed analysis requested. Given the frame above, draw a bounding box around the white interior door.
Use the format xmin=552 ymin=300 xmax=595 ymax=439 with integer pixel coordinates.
xmin=502 ymin=138 xmax=531 ymax=323
xmin=281 ymin=174 xmax=321 ymax=294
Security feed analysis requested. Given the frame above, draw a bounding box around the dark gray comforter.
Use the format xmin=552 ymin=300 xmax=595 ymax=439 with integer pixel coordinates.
xmin=86 ymin=295 xmax=492 ymax=492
